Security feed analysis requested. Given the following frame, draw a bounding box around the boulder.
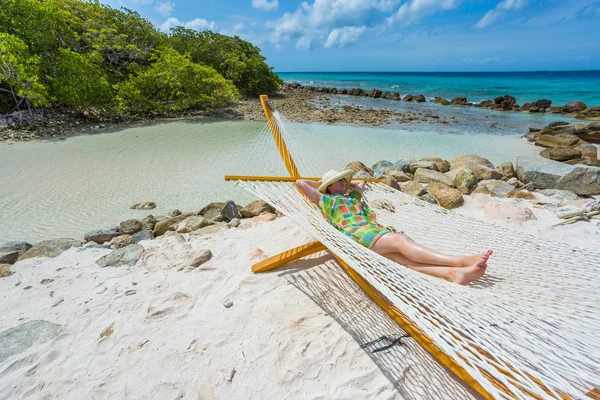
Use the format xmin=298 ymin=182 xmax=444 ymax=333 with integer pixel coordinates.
xmin=427 ymin=183 xmax=463 ymax=209
xmin=393 ymin=159 xmax=411 ymax=172
xmin=535 ymin=99 xmax=552 ymax=108
xmin=372 ymin=160 xmax=394 ymax=174
xmin=480 ymin=100 xmax=494 ymax=108
xmin=379 ymin=175 xmax=400 ymax=190
xmin=96 ymin=244 xmax=144 ymax=267
xmin=141 ymin=215 xmax=157 ymax=231
xmin=449 ymin=153 xmax=494 ymax=170
xmin=414 ymin=168 xmax=453 ymax=186
xmin=0 ymin=251 xmax=19 ymax=264
xmin=119 ymin=219 xmax=143 ymax=235
xmin=401 ymin=181 xmax=425 ymax=197
xmin=132 ymin=230 xmax=154 ymax=244
xmin=476 ymin=180 xmax=516 ymax=198
xmin=493 ymin=95 xmax=517 ymax=110
xmin=19 ymin=239 xmax=82 ymax=261
xmin=402 ymin=94 xmax=413 ymax=102
xmin=109 ymin=235 xmax=132 ymax=249
xmin=153 ymin=212 xmax=195 ymax=236
xmin=562 ymin=101 xmax=587 ymax=113
xmin=419 ymin=193 xmax=438 ymax=204
xmin=0 ymin=320 xmax=62 ymax=363
xmin=220 ymin=200 xmax=242 ymax=222
xmin=385 ymin=169 xmax=412 ymax=182
xmin=471 ymin=185 xmax=496 ymax=196
xmin=453 ymin=170 xmax=477 ymax=191
xmin=499 ymin=162 xmax=516 ymax=179
xmin=177 ymin=216 xmax=214 ymax=232
xmin=369 ymin=89 xmax=383 ymax=98
xmin=575 ymin=106 xmax=600 ymax=120
xmin=0 ymin=242 xmax=32 ymax=258
xmin=574 ymin=143 xmax=597 ymax=159
xmin=84 ymin=229 xmax=117 ymax=244
xmin=536 ymin=133 xmax=581 ymax=148
xmin=536 ymin=189 xmax=579 ymax=202
xmin=183 ymin=250 xmax=213 ymax=269
xmin=414 ymin=94 xmax=426 ymax=102
xmin=409 ymin=161 xmax=437 ymax=174
xmin=189 ymin=225 xmax=225 ymax=236
xmin=345 ymin=161 xmax=374 ymax=176
xmin=0 ymin=264 xmax=13 ymax=278
xmin=432 ymin=97 xmax=450 ymax=105
xmin=556 ymin=205 xmax=584 ymax=219
xmin=540 ymin=147 xmax=582 ymax=161
xmin=450 ymin=96 xmax=468 ymax=106
xmin=565 ymin=158 xmax=600 ymax=167
xmin=419 ymin=157 xmax=450 ymax=173
xmin=506 ymin=189 xmax=535 ymax=200
xmin=240 ymin=200 xmax=275 ymax=218
xmin=516 ymin=155 xmax=600 ymax=195
xmin=589 ymin=121 xmax=600 ymax=131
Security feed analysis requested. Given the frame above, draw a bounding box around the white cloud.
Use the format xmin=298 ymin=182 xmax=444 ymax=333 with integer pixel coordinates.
xmin=475 ymin=0 xmax=527 ymax=28
xmin=251 ymin=0 xmax=278 ymax=11
xmin=387 ymin=0 xmax=462 ymax=25
xmin=296 ymin=36 xmax=313 ymax=51
xmin=462 ymin=56 xmax=500 ymax=64
xmin=155 ymin=0 xmax=174 ymax=16
xmin=159 ymin=17 xmax=216 ymax=32
xmin=324 ymin=26 xmax=366 ymax=48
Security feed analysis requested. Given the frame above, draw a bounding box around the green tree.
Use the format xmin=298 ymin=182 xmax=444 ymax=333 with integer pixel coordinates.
xmin=115 ymin=48 xmax=239 ymax=115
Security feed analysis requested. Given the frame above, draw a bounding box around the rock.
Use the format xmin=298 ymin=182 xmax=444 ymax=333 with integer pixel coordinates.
xmin=220 ymin=200 xmax=242 ymax=222
xmin=480 ymin=100 xmax=494 ymax=108
xmin=413 ymin=94 xmax=426 ymax=102
xmin=372 ymin=160 xmax=394 ymax=175
xmin=256 ymin=213 xmax=277 ymax=222
xmin=141 ymin=215 xmax=157 ymax=231
xmin=369 ymin=89 xmax=382 ymax=98
xmin=419 ymin=193 xmax=438 ymax=204
xmin=536 ymin=189 xmax=579 ymax=202
xmin=449 ymin=154 xmax=494 ymax=170
xmin=516 ymin=155 xmax=600 ymax=195
xmin=130 ymin=201 xmax=156 ymax=210
xmin=385 ymin=169 xmax=412 ymax=182
xmin=506 ymin=189 xmax=535 ymax=200
xmin=184 ymin=250 xmax=212 ymax=268
xmin=540 ymin=147 xmax=582 ymax=161
xmin=565 ymin=158 xmax=600 ymax=167
xmin=453 ymin=170 xmax=477 ymax=191
xmin=84 ymin=229 xmax=117 ymax=244
xmin=475 ymin=180 xmax=516 ymax=198
xmin=574 ymin=143 xmax=598 ymax=159
xmin=427 ymin=183 xmax=463 ymax=209
xmin=199 ymin=202 xmax=227 ymax=220
xmin=377 ymin=174 xmax=398 ymax=190
xmin=223 ymin=298 xmax=233 ymax=308
xmin=493 ymin=95 xmax=517 ymax=110
xmin=124 ymin=290 xmax=136 ymax=296
xmin=153 ymin=212 xmax=194 ymax=236
xmin=419 ymin=157 xmax=450 ymax=173
xmin=401 ymin=181 xmax=425 ymax=197
xmin=0 ymin=264 xmax=14 ymax=278
xmin=353 ymin=171 xmax=372 ymax=179
xmin=0 ymin=320 xmax=62 ymax=363
xmin=471 ymin=185 xmax=496 ymax=196
xmin=414 ymin=168 xmax=453 ymax=186
xmin=177 ymin=216 xmax=214 ymax=232
xmin=576 ymin=107 xmax=600 ymax=121
xmin=409 ymin=161 xmax=437 ymax=174
xmin=109 ymin=234 xmax=132 ymax=249
xmin=189 ymin=225 xmax=225 ymax=236
xmin=450 ymin=96 xmax=468 ymax=106
xmin=169 ymin=209 xmax=182 ymax=217
xmin=536 ymin=134 xmax=580 ymax=148
xmin=345 ymin=161 xmax=374 ymax=176
xmin=240 ymin=200 xmax=275 ymax=218
xmin=0 ymin=251 xmax=19 ymax=264
xmin=577 ymin=124 xmax=600 ymax=143
xmin=96 ymin=244 xmax=144 ymax=267
xmin=119 ymin=219 xmax=143 ymax=235
xmin=583 ymin=199 xmax=600 ymax=212
xmin=507 ymin=177 xmax=519 ymax=187
xmin=535 ymin=99 xmax=552 ymax=108
xmin=402 ymin=94 xmax=413 ymax=101
xmin=228 ymin=218 xmax=241 ymax=227
xmin=556 ymin=205 xmax=584 ymax=219
xmin=0 ymin=241 xmax=32 ymax=258
xmin=499 ymin=162 xmax=516 ymax=179
xmin=132 ymin=230 xmax=154 ymax=243
xmin=589 ymin=121 xmax=600 ymax=131
xmin=562 ymin=101 xmax=587 ymax=113
xmin=432 ymin=97 xmax=450 ymax=105
xmin=19 ymin=239 xmax=83 ymax=261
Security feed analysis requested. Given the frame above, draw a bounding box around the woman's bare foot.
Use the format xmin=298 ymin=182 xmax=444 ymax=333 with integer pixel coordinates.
xmin=451 ymin=258 xmax=488 ymax=285
xmin=459 ymin=250 xmax=493 ymax=268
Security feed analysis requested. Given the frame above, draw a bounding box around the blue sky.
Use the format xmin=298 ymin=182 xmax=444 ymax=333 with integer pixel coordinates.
xmin=100 ymin=0 xmax=600 ymax=72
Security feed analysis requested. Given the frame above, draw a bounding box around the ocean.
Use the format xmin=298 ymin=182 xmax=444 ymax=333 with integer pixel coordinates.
xmin=277 ymin=71 xmax=600 ymax=107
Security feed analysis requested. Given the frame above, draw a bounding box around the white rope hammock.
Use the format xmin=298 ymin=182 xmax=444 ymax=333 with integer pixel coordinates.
xmin=230 ymin=108 xmax=600 ymax=399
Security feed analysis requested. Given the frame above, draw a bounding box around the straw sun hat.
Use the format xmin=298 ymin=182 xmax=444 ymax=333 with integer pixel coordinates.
xmin=317 ymin=169 xmax=354 ymax=193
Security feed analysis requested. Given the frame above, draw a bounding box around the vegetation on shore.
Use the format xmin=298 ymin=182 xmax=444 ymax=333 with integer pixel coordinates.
xmin=0 ymin=0 xmax=281 ymax=127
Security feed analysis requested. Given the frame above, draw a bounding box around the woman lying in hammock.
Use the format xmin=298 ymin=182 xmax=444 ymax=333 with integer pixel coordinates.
xmin=295 ymin=169 xmax=492 ymax=285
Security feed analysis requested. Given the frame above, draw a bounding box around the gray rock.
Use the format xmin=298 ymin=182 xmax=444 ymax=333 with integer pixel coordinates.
xmin=180 ymin=216 xmax=214 ymax=231
xmin=96 ymin=244 xmax=144 ymax=267
xmin=371 ymin=160 xmax=395 ymax=176
xmin=184 ymin=250 xmax=213 ymax=268
xmin=516 ymin=156 xmax=600 ymax=195
xmin=409 ymin=161 xmax=438 ymax=174
xmin=169 ymin=209 xmax=182 ymax=217
xmin=0 ymin=251 xmax=19 ymax=264
xmin=561 ymin=101 xmax=587 ymax=113
xmin=229 ymin=218 xmax=241 ymax=227
xmin=419 ymin=193 xmax=438 ymax=204
xmin=507 ymin=177 xmax=519 ymax=187
xmin=393 ymin=159 xmax=411 ymax=172
xmin=353 ymin=171 xmax=372 ymax=179
xmin=220 ymin=200 xmax=242 ymax=222
xmin=414 ymin=168 xmax=453 ymax=186
xmin=556 ymin=205 xmax=584 ymax=219
xmin=476 ymin=180 xmax=516 ymax=198
xmin=84 ymin=229 xmax=117 ymax=244
xmin=588 ymin=121 xmax=600 ymax=131
xmin=119 ymin=219 xmax=143 ymax=235
xmin=19 ymin=239 xmax=83 ymax=261
xmin=0 ymin=320 xmax=62 ymax=363
xmin=0 ymin=242 xmax=32 ymax=257
xmin=132 ymin=230 xmax=154 ymax=244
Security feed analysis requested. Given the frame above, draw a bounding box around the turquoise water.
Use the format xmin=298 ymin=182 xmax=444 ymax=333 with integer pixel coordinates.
xmin=278 ymin=71 xmax=600 ymax=106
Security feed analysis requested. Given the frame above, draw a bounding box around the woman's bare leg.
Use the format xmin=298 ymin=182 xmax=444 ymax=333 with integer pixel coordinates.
xmin=384 ymin=252 xmax=487 ymax=285
xmin=371 ymin=233 xmax=492 ymax=267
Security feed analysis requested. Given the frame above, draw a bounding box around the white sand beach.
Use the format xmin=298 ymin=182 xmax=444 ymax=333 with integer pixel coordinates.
xmin=2 ymin=194 xmax=599 ymax=400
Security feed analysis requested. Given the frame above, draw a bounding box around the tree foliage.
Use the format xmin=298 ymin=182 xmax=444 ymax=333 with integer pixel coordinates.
xmin=0 ymin=0 xmax=279 ymax=120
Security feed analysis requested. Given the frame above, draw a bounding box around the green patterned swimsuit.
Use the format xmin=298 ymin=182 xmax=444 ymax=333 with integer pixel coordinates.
xmin=319 ymin=190 xmax=392 ymax=248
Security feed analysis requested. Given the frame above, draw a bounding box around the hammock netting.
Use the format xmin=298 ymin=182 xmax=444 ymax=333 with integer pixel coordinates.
xmin=229 ymin=109 xmax=600 ymax=399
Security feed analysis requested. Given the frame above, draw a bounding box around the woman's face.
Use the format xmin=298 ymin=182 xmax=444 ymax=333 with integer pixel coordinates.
xmin=327 ymin=178 xmax=346 ymax=195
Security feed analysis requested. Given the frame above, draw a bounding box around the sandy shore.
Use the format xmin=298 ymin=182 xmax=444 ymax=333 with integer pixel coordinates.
xmin=2 ymin=193 xmax=599 ymax=399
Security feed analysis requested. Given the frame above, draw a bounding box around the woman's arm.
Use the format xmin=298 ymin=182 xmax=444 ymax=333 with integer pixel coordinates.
xmin=349 ymin=179 xmax=366 ymax=194
xmin=295 ymin=179 xmax=322 ymax=205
